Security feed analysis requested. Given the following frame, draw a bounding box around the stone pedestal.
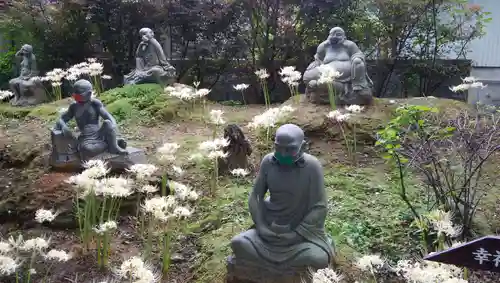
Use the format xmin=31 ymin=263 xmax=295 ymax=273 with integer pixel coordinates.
xmin=123 ymin=66 xmax=176 ymax=86
xmin=305 ymin=83 xmax=373 ymax=107
xmin=50 ymin=130 xmax=147 ymax=172
xmin=225 ymin=256 xmax=311 ymax=283
xmin=10 ymin=81 xmax=48 ymax=107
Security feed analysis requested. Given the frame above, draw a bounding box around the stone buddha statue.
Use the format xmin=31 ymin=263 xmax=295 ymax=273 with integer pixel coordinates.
xmin=50 ymin=79 xmax=146 ymax=171
xmin=227 ymin=124 xmax=334 ymax=282
xmin=9 ymin=44 xmax=47 ymax=106
xmin=303 ymin=27 xmax=373 ymax=106
xmin=124 ymin=28 xmax=176 ymax=85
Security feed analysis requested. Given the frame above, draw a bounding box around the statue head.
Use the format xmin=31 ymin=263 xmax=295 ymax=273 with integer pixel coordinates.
xmin=139 ymin=28 xmax=154 ymax=42
xmin=328 ymin=27 xmax=346 ymax=45
xmin=72 ymin=79 xmax=93 ymax=103
xmin=20 ymin=44 xmax=33 ymax=55
xmin=273 ymin=124 xmax=305 ymax=166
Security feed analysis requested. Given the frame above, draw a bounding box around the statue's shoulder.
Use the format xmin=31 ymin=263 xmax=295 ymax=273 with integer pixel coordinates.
xmin=343 ymin=40 xmax=358 ymax=48
xmin=262 ymin=153 xmax=275 ymax=163
xmin=260 ymin=153 xmax=275 ymax=168
xmin=318 ymin=40 xmax=329 ymax=49
xmin=67 ymin=102 xmax=78 ymax=111
xmin=303 ymin=153 xmax=322 ymax=171
xmin=90 ymin=98 xmax=104 ymax=108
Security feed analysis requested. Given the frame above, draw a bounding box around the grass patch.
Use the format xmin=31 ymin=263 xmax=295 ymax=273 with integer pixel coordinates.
xmin=325 ymin=165 xmax=424 ymax=262
xmin=99 ymin=84 xmax=182 ymax=124
xmin=192 ymin=178 xmax=252 ymax=283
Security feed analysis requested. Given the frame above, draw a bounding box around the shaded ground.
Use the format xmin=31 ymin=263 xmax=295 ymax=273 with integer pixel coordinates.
xmin=0 ymin=95 xmax=498 ymax=283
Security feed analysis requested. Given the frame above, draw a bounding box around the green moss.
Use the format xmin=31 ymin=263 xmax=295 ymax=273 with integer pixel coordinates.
xmin=0 ymin=99 xmax=70 ymax=121
xmin=0 ymin=103 xmax=33 ymax=118
xmin=99 ymin=84 xmax=182 ymax=123
xmin=105 ymin=98 xmax=136 ymax=122
xmin=26 ymin=104 xmax=61 ymax=120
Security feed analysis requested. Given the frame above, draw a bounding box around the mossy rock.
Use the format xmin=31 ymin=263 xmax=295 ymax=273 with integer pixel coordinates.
xmin=0 ymin=98 xmax=71 ymax=120
xmin=0 ymin=103 xmax=33 ymax=118
xmin=27 ymin=104 xmax=63 ymax=120
xmin=284 ymin=96 xmax=472 ymax=144
xmin=99 ymin=83 xmax=183 ymax=123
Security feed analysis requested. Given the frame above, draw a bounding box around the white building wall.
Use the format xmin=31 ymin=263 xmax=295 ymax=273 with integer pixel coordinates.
xmin=466 ymin=0 xmax=500 ymax=105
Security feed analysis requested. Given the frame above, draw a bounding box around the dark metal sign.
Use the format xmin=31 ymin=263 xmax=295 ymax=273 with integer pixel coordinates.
xmin=424 ymin=236 xmax=500 ymax=272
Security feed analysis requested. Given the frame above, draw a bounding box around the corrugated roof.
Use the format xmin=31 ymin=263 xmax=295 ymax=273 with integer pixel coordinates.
xmin=467 ymin=0 xmax=500 ymax=67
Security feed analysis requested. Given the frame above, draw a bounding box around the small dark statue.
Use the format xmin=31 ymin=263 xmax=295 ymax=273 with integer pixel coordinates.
xmin=9 ymin=44 xmax=47 ymax=106
xmin=227 ymin=124 xmax=334 ymax=283
xmin=218 ymin=124 xmax=252 ymax=175
xmin=124 ymin=28 xmax=176 ymax=85
xmin=50 ymin=79 xmax=146 ymax=171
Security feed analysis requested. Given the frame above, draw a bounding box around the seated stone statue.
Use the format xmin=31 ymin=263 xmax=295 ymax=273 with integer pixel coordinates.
xmin=124 ymin=28 xmax=176 ymax=85
xmin=227 ymin=124 xmax=334 ymax=282
xmin=9 ymin=44 xmax=47 ymax=106
xmin=302 ymin=27 xmax=373 ymax=106
xmin=50 ymin=79 xmax=146 ymax=171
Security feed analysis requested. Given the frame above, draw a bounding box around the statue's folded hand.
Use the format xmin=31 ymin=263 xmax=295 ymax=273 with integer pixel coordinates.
xmin=277 ymin=231 xmax=298 ymax=241
xmin=257 ymin=225 xmax=278 ymax=240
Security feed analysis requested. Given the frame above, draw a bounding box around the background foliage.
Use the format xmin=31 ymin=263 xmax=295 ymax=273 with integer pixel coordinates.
xmin=0 ymin=0 xmax=491 ymax=100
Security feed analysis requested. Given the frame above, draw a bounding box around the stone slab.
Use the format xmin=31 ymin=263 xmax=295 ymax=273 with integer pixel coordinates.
xmin=225 ymin=256 xmax=311 ymax=283
xmin=10 ymin=82 xmax=48 ymax=107
xmin=50 ymin=147 xmax=147 ymax=172
xmin=305 ymin=84 xmax=373 ymax=107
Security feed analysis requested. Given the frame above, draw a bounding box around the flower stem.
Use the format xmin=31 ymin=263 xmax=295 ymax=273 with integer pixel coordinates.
xmin=261 ymin=81 xmax=270 ymax=109
xmin=438 ymin=233 xmax=445 ymax=251
xmin=353 ymin=124 xmax=358 ymax=165
xmin=327 ymin=83 xmax=336 ymax=110
xmin=145 ymin=217 xmax=155 ymax=259
xmin=135 ymin=193 xmax=141 ymax=217
xmin=42 ymin=261 xmax=55 ymax=283
xmin=26 ymin=251 xmax=36 ymax=283
xmin=212 ymin=158 xmax=219 ymax=196
xmin=100 ymin=197 xmax=107 ymax=223
xmin=240 ymin=91 xmax=246 ymax=105
xmin=103 ymin=232 xmax=109 ymax=267
xmin=97 ymin=236 xmax=102 ymax=267
xmin=162 ymin=231 xmax=171 ymax=275
xmin=140 ymin=211 xmax=146 ymax=238
xmin=75 ymin=194 xmax=84 ymax=245
xmin=161 ymin=175 xmax=168 ymax=196
xmin=337 ymin=122 xmax=352 ymax=160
